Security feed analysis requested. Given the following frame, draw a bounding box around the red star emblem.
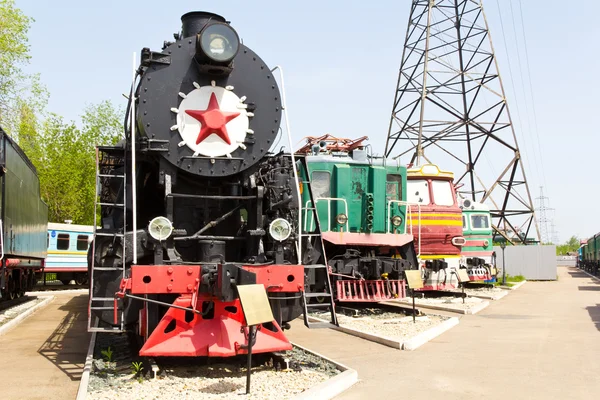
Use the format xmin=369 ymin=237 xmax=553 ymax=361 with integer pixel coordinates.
xmin=185 ymin=93 xmax=240 ymax=145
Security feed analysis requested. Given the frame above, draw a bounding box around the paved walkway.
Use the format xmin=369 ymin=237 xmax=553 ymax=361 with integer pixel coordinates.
xmin=288 ymin=267 xmax=600 ymax=400
xmin=0 ymin=293 xmax=90 ymax=400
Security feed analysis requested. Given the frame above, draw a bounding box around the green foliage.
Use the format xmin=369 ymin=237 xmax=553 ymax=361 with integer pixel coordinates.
xmin=131 ymin=361 xmax=144 ymax=375
xmin=0 ymin=0 xmax=48 ymax=135
xmin=101 ymin=346 xmax=113 ymax=363
xmin=21 ymin=102 xmax=123 ymax=224
xmin=556 ymin=235 xmax=580 ymax=255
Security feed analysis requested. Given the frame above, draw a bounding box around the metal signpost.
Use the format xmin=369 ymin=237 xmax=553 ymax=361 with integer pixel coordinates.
xmin=404 ymin=270 xmax=424 ymax=323
xmin=236 ymin=284 xmax=276 ymax=394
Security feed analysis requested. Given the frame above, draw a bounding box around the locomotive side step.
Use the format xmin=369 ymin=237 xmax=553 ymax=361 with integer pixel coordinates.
xmin=304 ymin=292 xmax=333 ymax=298
xmin=98 ymin=174 xmax=125 ymax=178
xmin=307 ymin=322 xmax=337 ymax=329
xmin=306 ymin=303 xmax=332 ymax=309
xmin=94 ymin=232 xmax=125 ymax=237
xmin=98 ymin=202 xmax=125 ymax=207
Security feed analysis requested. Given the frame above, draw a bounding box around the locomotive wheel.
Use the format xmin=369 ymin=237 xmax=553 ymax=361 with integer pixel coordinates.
xmin=7 ymin=278 xmax=16 ymax=300
xmin=75 ymin=273 xmax=87 ymax=286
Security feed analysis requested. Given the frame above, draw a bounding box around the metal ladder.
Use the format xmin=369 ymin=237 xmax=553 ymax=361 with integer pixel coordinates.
xmin=297 ymin=157 xmax=338 ymax=328
xmin=87 ymin=146 xmax=127 ymax=332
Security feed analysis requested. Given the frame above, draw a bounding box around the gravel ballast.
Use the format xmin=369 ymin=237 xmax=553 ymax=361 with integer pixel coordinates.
xmin=397 ymin=295 xmax=486 ymax=312
xmin=311 ymin=309 xmax=450 ymax=341
xmin=0 ymin=296 xmax=47 ymax=327
xmin=87 ymin=336 xmax=339 ymax=400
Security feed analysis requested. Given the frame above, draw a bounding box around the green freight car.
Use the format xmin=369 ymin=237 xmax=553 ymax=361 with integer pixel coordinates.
xmin=0 ymin=126 xmax=48 ymax=299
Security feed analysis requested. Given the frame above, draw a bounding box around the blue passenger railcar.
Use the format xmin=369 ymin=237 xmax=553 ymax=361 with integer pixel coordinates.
xmin=45 ymin=222 xmax=93 ymax=285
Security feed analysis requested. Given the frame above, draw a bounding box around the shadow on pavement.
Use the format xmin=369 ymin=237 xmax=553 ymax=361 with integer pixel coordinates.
xmin=37 ymin=295 xmax=90 ymax=381
xmin=586 ymin=304 xmax=600 ymax=332
xmin=567 ymin=268 xmax=600 ymax=282
xmin=578 ymin=286 xmax=600 ymax=291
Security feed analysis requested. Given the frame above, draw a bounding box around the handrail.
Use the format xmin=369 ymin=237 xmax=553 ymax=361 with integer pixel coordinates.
xmin=271 ymin=65 xmax=301 ymax=263
xmin=387 ymin=200 xmax=421 ymax=257
xmin=131 ymin=52 xmax=138 ymax=265
xmin=303 ymin=197 xmax=349 ymax=233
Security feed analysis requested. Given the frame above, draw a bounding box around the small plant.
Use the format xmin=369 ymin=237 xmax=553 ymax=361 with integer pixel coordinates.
xmin=101 ymin=346 xmax=113 ymax=363
xmin=131 ymin=361 xmax=144 ymax=375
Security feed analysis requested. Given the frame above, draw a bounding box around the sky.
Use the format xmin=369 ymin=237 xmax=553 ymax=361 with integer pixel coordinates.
xmin=14 ymin=0 xmax=600 ymax=243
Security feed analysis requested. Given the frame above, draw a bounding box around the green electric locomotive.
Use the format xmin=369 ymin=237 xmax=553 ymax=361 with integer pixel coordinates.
xmin=296 ymin=136 xmax=418 ymax=302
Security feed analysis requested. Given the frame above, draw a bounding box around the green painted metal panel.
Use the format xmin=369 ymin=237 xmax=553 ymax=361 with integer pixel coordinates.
xmin=301 ymin=156 xmax=408 ymax=235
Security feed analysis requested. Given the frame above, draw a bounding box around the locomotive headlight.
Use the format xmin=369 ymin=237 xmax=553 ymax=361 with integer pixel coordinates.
xmin=269 ymin=218 xmax=292 ymax=242
xmin=336 ymin=213 xmax=348 ymax=225
xmin=198 ymin=23 xmax=240 ymax=63
xmin=148 ymin=216 xmax=174 ymax=241
xmin=391 ymin=215 xmax=403 ymax=227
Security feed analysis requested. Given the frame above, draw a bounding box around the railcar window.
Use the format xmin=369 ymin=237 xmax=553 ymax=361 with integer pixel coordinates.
xmin=57 ymin=233 xmax=70 ymax=250
xmin=470 ymin=214 xmax=490 ymax=229
xmin=311 ymin=171 xmax=331 ymax=199
xmin=386 ymin=174 xmax=403 ymax=200
xmin=407 ymin=179 xmax=430 ymax=204
xmin=431 ymin=180 xmax=454 ymax=206
xmin=77 ymin=235 xmax=89 ymax=251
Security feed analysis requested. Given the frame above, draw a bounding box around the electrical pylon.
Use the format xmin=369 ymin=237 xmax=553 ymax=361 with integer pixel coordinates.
xmin=384 ymin=0 xmax=540 ymax=244
xmin=535 ymin=186 xmax=553 ymax=244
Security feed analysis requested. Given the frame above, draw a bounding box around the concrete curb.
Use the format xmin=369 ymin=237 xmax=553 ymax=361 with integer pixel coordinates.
xmin=0 ymin=295 xmax=54 ymax=336
xmin=26 ymin=288 xmax=88 ymax=295
xmin=76 ymin=329 xmax=97 ymax=400
xmin=384 ymin=299 xmax=490 ymax=315
xmin=307 ymin=315 xmax=459 ymax=351
xmin=293 ymin=343 xmax=358 ymax=400
xmin=502 ymin=280 xmax=527 ymax=290
xmin=402 ymin=317 xmax=460 ymax=350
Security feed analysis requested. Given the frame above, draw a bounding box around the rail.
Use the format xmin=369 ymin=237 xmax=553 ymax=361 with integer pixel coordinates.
xmin=303 ymin=197 xmax=349 ymax=233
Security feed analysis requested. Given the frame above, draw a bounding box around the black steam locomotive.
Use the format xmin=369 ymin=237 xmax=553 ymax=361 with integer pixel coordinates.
xmin=89 ymin=12 xmax=308 ymax=357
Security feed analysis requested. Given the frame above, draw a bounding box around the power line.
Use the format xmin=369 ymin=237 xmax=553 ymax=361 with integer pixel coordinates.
xmin=516 ymin=0 xmax=548 ymax=189
xmin=494 ymin=0 xmax=538 ymax=187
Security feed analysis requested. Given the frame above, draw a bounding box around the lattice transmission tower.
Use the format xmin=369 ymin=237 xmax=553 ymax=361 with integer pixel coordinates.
xmin=536 ymin=186 xmax=554 ymax=244
xmin=384 ymin=0 xmax=540 ymax=244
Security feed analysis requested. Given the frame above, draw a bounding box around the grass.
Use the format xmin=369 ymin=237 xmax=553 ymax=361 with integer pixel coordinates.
xmin=493 ymin=274 xmax=526 ymax=287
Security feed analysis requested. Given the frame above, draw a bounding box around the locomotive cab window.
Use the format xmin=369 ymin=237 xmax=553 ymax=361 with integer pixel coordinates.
xmin=470 ymin=214 xmax=490 ymax=230
xmin=311 ymin=171 xmax=331 ymax=199
xmin=407 ymin=179 xmax=430 ymax=204
xmin=386 ymin=174 xmax=402 ymax=200
xmin=431 ymin=180 xmax=454 ymax=206
xmin=77 ymin=235 xmax=89 ymax=251
xmin=57 ymin=233 xmax=70 ymax=250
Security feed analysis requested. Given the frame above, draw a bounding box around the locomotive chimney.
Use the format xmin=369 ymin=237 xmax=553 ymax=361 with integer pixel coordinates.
xmin=181 ymin=12 xmax=227 ymax=38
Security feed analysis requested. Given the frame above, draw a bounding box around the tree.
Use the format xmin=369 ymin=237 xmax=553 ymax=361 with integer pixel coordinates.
xmin=556 ymin=235 xmax=580 ymax=255
xmin=23 ymin=101 xmax=123 ymax=224
xmin=0 ymin=0 xmax=47 ymax=136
